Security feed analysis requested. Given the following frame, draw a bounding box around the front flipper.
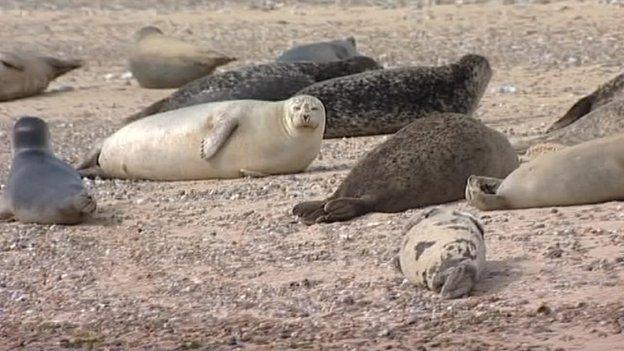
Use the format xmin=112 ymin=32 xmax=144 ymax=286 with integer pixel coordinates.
xmin=0 ymin=52 xmax=25 ymax=71
xmin=76 ymin=139 xmax=104 ymax=171
xmin=79 ymin=166 xmax=114 ymax=180
xmin=201 ymin=114 xmax=238 ymax=160
xmin=316 ymin=196 xmax=376 ymax=224
xmin=0 ymin=197 xmax=14 ymax=221
xmin=465 ymin=175 xmax=507 ymax=211
xmin=240 ymin=169 xmax=268 ymax=178
xmin=547 ymin=94 xmax=595 ymax=132
xmin=439 ymin=263 xmax=478 ymax=299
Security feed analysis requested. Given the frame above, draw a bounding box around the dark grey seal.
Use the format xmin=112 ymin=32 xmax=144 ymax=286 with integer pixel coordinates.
xmin=0 ymin=117 xmax=96 ymax=224
xmin=292 ymin=113 xmax=518 ymax=225
xmin=294 ymin=54 xmax=492 ymax=138
xmin=276 ymin=37 xmax=358 ymax=63
xmin=125 ymin=56 xmax=381 ymax=124
xmin=547 ymin=72 xmax=624 ymax=132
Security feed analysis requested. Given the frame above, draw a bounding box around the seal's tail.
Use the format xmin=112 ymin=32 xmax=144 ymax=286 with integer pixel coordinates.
xmin=465 ymin=175 xmax=506 ymax=211
xmin=124 ymin=98 xmax=167 ymax=124
xmin=44 ymin=57 xmax=83 ymax=78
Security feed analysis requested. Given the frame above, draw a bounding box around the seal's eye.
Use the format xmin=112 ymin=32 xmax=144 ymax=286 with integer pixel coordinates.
xmin=293 ymin=106 xmax=301 ymax=111
xmin=311 ymin=107 xmax=319 ymax=111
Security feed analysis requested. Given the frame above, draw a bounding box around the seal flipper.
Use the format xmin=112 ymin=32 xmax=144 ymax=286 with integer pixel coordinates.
xmin=316 ymin=196 xmax=376 ymax=223
xmin=0 ymin=52 xmax=25 ymax=70
xmin=547 ymin=94 xmax=595 ymax=132
xmin=465 ymin=175 xmax=507 ymax=211
xmin=42 ymin=57 xmax=83 ymax=79
xmin=439 ymin=263 xmax=478 ymax=299
xmin=293 ymin=200 xmax=327 ymax=225
xmin=0 ymin=197 xmax=14 ymax=221
xmin=240 ymin=169 xmax=268 ymax=178
xmin=201 ymin=115 xmax=238 ymax=160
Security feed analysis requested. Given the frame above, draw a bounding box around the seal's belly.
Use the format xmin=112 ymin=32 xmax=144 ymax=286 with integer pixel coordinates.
xmin=99 ymin=124 xmax=318 ymax=181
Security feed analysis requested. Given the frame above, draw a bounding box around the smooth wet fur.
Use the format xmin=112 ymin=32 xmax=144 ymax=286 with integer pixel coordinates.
xmin=1 ymin=117 xmax=96 ymax=224
xmin=295 ymin=54 xmax=493 ymax=138
xmin=293 ymin=113 xmax=519 ymax=224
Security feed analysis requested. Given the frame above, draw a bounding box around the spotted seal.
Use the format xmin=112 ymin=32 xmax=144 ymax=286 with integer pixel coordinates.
xmin=396 ymin=207 xmax=485 ymax=299
xmin=124 ymin=56 xmax=381 ymax=124
xmin=0 ymin=51 xmax=82 ymax=101
xmin=466 ymin=134 xmax=624 ymax=210
xmin=78 ymin=96 xmax=325 ymax=181
xmin=0 ymin=117 xmax=96 ymax=224
xmin=276 ymin=37 xmax=358 ymax=63
xmin=129 ymin=26 xmax=236 ymax=89
xmin=294 ymin=54 xmax=492 ymax=138
xmin=292 ymin=113 xmax=518 ymax=224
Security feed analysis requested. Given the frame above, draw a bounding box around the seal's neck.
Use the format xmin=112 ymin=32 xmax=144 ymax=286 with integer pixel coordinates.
xmin=12 ymin=131 xmax=52 ymax=155
xmin=277 ymin=102 xmax=298 ymax=138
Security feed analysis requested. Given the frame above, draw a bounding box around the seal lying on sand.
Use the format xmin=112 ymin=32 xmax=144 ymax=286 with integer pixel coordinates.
xmin=294 ymin=54 xmax=492 ymax=138
xmin=0 ymin=117 xmax=96 ymax=224
xmin=292 ymin=113 xmax=518 ymax=224
xmin=0 ymin=51 xmax=82 ymax=101
xmin=125 ymin=56 xmax=381 ymax=123
xmin=513 ymin=98 xmax=624 ymax=152
xmin=78 ymin=96 xmax=325 ymax=181
xmin=129 ymin=26 xmax=236 ymax=89
xmin=276 ymin=37 xmax=358 ymax=63
xmin=466 ymin=134 xmax=624 ymax=210
xmin=396 ymin=207 xmax=486 ymax=299
xmin=547 ymin=71 xmax=624 ymax=132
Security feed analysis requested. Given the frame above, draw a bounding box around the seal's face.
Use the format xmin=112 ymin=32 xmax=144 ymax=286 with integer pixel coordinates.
xmin=12 ymin=116 xmax=51 ymax=152
xmin=285 ymin=95 xmax=325 ymax=130
xmin=458 ymin=54 xmax=493 ymax=87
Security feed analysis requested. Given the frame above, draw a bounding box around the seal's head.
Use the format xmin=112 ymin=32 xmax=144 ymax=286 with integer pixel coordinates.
xmin=135 ymin=26 xmax=164 ymax=41
xmin=12 ymin=116 xmax=51 ymax=152
xmin=421 ymin=207 xmax=484 ymax=238
xmin=456 ymin=54 xmax=492 ymax=87
xmin=283 ymin=95 xmax=325 ymax=131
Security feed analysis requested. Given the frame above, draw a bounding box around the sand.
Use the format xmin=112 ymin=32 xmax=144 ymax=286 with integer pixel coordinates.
xmin=0 ymin=1 xmax=623 ymax=350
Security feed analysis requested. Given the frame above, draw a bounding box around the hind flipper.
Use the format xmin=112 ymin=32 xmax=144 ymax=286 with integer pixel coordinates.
xmin=124 ymin=98 xmax=168 ymax=124
xmin=439 ymin=263 xmax=478 ymax=299
xmin=76 ymin=140 xmax=104 ymax=170
xmin=79 ymin=166 xmax=113 ymax=179
xmin=315 ymin=196 xmax=375 ymax=224
xmin=201 ymin=114 xmax=238 ymax=160
xmin=292 ymin=200 xmax=327 ymax=225
xmin=43 ymin=57 xmax=83 ymax=78
xmin=0 ymin=197 xmax=14 ymax=221
xmin=465 ymin=175 xmax=507 ymax=211
xmin=547 ymin=94 xmax=595 ymax=132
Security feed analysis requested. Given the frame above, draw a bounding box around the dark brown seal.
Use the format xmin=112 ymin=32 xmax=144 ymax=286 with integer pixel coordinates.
xmin=292 ymin=113 xmax=519 ymax=224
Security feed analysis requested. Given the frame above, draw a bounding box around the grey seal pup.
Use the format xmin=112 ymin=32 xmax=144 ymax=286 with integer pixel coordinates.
xmin=276 ymin=37 xmax=358 ymax=63
xmin=294 ymin=54 xmax=492 ymax=138
xmin=293 ymin=113 xmax=518 ymax=224
xmin=0 ymin=117 xmax=96 ymax=224
xmin=125 ymin=56 xmax=381 ymax=124
xmin=129 ymin=26 xmax=236 ymax=89
xmin=396 ymin=207 xmax=486 ymax=299
xmin=0 ymin=51 xmax=82 ymax=101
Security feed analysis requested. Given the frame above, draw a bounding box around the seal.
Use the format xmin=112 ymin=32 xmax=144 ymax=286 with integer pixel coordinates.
xmin=129 ymin=26 xmax=236 ymax=89
xmin=396 ymin=207 xmax=485 ymax=299
xmin=276 ymin=37 xmax=358 ymax=63
xmin=292 ymin=113 xmax=518 ymax=224
xmin=466 ymin=134 xmax=624 ymax=210
xmin=512 ymin=98 xmax=624 ymax=152
xmin=124 ymin=56 xmax=381 ymax=124
xmin=77 ymin=95 xmax=325 ymax=181
xmin=0 ymin=51 xmax=82 ymax=101
xmin=547 ymin=72 xmax=624 ymax=132
xmin=0 ymin=116 xmax=96 ymax=224
xmin=294 ymin=54 xmax=492 ymax=138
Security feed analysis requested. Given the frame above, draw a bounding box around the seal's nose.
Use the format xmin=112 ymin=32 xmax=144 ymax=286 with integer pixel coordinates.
xmin=303 ymin=114 xmax=310 ymax=122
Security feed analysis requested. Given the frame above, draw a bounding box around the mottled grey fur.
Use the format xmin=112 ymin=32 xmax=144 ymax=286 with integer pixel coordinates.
xmin=295 ymin=54 xmax=492 ymax=138
xmin=293 ymin=113 xmax=518 ymax=224
xmin=125 ymin=56 xmax=381 ymax=124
